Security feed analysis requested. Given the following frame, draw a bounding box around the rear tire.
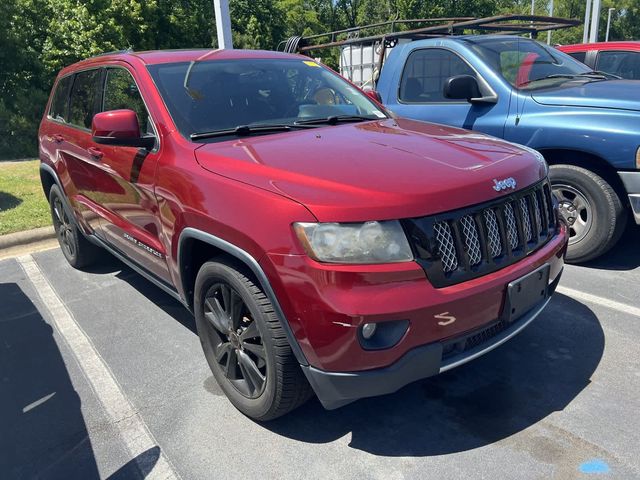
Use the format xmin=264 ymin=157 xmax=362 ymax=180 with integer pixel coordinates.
xmin=49 ymin=184 xmax=102 ymax=269
xmin=194 ymin=260 xmax=312 ymax=421
xmin=550 ymin=164 xmax=626 ymax=263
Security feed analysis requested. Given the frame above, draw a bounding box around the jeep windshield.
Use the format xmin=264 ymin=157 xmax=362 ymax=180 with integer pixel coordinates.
xmin=147 ymin=57 xmax=387 ymax=141
xmin=464 ymin=37 xmax=603 ymax=91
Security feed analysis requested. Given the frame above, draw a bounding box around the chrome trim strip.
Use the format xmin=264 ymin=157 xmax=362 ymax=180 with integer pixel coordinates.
xmin=628 ymin=194 xmax=640 ymax=224
xmin=86 ymin=234 xmax=185 ymax=304
xmin=439 ymin=296 xmax=551 ymax=373
xmin=619 ymin=171 xmax=640 ymax=194
xmin=177 ymin=227 xmax=309 ymax=366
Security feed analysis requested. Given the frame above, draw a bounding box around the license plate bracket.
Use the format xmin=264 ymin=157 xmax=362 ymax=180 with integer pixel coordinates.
xmin=505 ymin=264 xmax=550 ymax=322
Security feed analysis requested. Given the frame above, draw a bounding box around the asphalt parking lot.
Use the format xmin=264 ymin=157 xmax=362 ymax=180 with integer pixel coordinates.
xmin=1 ymin=225 xmax=639 ymax=480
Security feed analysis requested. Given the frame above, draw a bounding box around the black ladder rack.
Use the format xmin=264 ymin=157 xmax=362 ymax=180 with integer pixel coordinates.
xmin=281 ymin=14 xmax=580 ymax=54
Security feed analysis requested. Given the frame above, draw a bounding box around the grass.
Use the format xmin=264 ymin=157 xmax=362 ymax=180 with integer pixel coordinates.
xmin=0 ymin=160 xmax=51 ymax=235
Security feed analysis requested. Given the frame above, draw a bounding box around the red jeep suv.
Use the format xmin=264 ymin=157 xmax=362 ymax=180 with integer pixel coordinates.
xmin=39 ymin=49 xmax=568 ymax=420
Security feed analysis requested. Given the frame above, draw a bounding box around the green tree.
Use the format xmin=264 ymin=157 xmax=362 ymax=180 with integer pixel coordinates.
xmin=231 ymin=0 xmax=285 ymax=49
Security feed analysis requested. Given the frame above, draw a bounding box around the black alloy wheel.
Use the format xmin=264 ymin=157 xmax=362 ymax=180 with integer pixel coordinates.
xmin=48 ymin=184 xmax=101 ymax=269
xmin=203 ymin=282 xmax=267 ymax=398
xmin=194 ymin=260 xmax=312 ymax=420
xmin=52 ymin=195 xmax=76 ymax=259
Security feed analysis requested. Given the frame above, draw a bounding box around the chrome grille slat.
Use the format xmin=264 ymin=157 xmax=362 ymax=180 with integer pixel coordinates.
xmin=532 ymin=192 xmax=542 ymax=235
xmin=504 ymin=202 xmax=519 ymax=250
xmin=434 ymin=222 xmax=458 ymax=272
xmin=520 ymin=197 xmax=532 ymax=242
xmin=460 ymin=215 xmax=482 ymax=266
xmin=483 ymin=209 xmax=502 ymax=258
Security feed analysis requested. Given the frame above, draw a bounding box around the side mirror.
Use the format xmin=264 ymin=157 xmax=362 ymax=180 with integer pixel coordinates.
xmin=92 ymin=109 xmax=155 ymax=150
xmin=363 ymin=89 xmax=382 ymax=103
xmin=443 ymin=75 xmax=481 ymax=102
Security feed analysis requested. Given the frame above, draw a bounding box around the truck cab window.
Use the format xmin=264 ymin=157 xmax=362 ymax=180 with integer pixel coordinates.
xmin=400 ymin=49 xmax=476 ymax=103
xmin=597 ymin=51 xmax=640 ymax=80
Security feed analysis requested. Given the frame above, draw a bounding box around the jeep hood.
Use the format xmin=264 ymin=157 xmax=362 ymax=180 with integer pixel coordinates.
xmin=531 ymin=80 xmax=640 ymax=112
xmin=194 ymin=118 xmax=546 ymax=222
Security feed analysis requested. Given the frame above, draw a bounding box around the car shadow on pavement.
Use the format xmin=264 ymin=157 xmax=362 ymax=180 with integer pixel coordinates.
xmin=0 ymin=282 xmax=101 ymax=479
xmin=0 ymin=282 xmax=162 ymax=479
xmin=112 ymin=265 xmax=197 ymax=335
xmin=74 ymin=255 xmax=197 ymax=334
xmin=264 ymin=294 xmax=604 ymax=457
xmin=580 ymin=223 xmax=640 ymax=271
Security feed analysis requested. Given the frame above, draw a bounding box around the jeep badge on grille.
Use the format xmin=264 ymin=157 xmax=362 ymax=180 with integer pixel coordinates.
xmin=492 ymin=177 xmax=517 ymax=191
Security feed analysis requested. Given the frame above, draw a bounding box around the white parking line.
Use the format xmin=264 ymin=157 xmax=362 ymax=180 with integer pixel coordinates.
xmin=22 ymin=392 xmax=56 ymax=413
xmin=556 ymin=285 xmax=640 ymax=318
xmin=17 ymin=254 xmax=180 ymax=480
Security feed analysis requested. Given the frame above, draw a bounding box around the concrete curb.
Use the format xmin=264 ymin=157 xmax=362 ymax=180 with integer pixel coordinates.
xmin=0 ymin=226 xmax=56 ymax=250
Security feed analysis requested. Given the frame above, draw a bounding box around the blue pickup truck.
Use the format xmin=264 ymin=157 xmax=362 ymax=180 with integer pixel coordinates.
xmin=375 ymin=35 xmax=639 ymax=262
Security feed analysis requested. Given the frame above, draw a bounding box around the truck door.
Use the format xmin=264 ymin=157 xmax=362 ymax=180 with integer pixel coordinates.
xmin=384 ymin=47 xmax=507 ymax=138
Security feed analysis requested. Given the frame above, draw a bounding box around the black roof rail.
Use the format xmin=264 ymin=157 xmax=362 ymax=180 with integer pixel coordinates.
xmin=281 ymin=14 xmax=580 ymax=53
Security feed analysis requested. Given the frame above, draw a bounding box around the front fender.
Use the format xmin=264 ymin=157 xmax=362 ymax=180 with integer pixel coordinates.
xmin=507 ymin=101 xmax=639 ymax=170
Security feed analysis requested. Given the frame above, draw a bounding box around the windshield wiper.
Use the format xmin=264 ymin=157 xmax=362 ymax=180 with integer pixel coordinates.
xmin=294 ymin=115 xmax=380 ymax=126
xmin=584 ymin=70 xmax=621 ymax=79
xmin=519 ymin=72 xmax=608 ymax=87
xmin=190 ymin=123 xmax=314 ymax=140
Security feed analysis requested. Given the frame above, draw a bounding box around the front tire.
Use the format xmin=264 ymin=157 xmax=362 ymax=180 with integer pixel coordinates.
xmin=49 ymin=184 xmax=102 ymax=269
xmin=194 ymin=260 xmax=312 ymax=420
xmin=550 ymin=164 xmax=626 ymax=263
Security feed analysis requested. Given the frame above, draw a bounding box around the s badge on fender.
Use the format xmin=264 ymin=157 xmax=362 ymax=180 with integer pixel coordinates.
xmin=434 ymin=312 xmax=456 ymax=326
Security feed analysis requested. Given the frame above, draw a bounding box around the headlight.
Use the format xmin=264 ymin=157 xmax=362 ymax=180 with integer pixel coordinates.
xmin=293 ymin=220 xmax=413 ymax=264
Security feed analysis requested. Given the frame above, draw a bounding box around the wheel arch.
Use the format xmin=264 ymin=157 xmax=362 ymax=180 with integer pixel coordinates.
xmin=538 ymin=148 xmax=627 ymax=202
xmin=39 ymin=163 xmax=61 ymax=202
xmin=177 ymin=227 xmax=308 ymax=366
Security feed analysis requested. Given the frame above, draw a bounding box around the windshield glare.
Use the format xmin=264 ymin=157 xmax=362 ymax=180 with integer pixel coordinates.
xmin=147 ymin=58 xmax=386 ymax=139
xmin=466 ymin=38 xmax=591 ymax=90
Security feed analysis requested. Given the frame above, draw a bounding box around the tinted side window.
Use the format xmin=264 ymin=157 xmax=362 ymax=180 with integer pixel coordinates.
xmin=103 ymin=68 xmax=152 ymax=134
xmin=597 ymin=50 xmax=640 ymax=79
xmin=69 ymin=69 xmax=101 ymax=129
xmin=49 ymin=76 xmax=73 ymax=123
xmin=400 ymin=49 xmax=476 ymax=103
xmin=567 ymin=51 xmax=587 ymax=64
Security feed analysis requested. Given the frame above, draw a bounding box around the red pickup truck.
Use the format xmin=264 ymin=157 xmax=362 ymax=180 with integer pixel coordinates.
xmin=39 ymin=48 xmax=568 ymax=420
xmin=559 ymin=41 xmax=640 ymax=80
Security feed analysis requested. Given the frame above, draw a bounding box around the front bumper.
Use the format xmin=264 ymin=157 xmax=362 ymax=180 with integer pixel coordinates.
xmin=619 ymin=171 xmax=640 ymax=224
xmin=304 ymin=272 xmax=561 ymax=409
xmin=264 ymin=225 xmax=567 ymax=373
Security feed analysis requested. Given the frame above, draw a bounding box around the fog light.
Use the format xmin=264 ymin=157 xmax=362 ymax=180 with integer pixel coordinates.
xmin=361 ymin=323 xmax=377 ymax=339
xmin=358 ymin=319 xmax=409 ymax=350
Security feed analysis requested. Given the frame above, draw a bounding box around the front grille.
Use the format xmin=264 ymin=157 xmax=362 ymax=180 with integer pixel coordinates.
xmin=403 ymin=180 xmax=557 ymax=288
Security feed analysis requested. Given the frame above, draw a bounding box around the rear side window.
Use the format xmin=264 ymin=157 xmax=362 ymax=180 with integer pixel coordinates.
xmin=597 ymin=50 xmax=640 ymax=79
xmin=103 ymin=68 xmax=153 ymax=135
xmin=399 ymin=48 xmax=476 ymax=103
xmin=49 ymin=76 xmax=73 ymax=123
xmin=69 ymin=69 xmax=101 ymax=129
xmin=567 ymin=51 xmax=587 ymax=64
